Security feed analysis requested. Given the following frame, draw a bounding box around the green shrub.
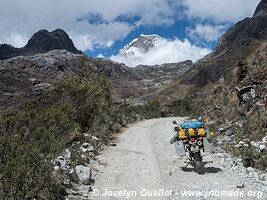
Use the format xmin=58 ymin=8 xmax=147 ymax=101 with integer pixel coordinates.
xmin=54 ymin=75 xmax=111 ymax=132
xmin=0 ymin=106 xmax=75 ymax=199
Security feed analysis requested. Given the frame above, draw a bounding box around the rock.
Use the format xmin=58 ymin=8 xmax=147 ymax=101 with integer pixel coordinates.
xmin=262 ymin=136 xmax=267 ymax=144
xmin=247 ymin=167 xmax=255 ymax=173
xmin=224 ymin=136 xmax=234 ymax=143
xmin=54 ymin=156 xmax=64 ymax=166
xmin=29 ymin=78 xmax=42 ymax=85
xmin=215 ymin=153 xmax=224 ymax=158
xmin=34 ymin=83 xmax=52 ymax=91
xmin=242 ymin=138 xmax=251 ymax=143
xmin=251 ymin=141 xmax=259 ymax=147
xmin=64 ymin=149 xmax=71 ymax=159
xmin=135 ymin=114 xmax=141 ymax=121
xmin=67 ymin=168 xmax=80 ymax=183
xmin=239 ymin=141 xmax=245 ymax=145
xmin=110 ymin=123 xmax=122 ymax=133
xmin=3 ymin=93 xmax=13 ymax=99
xmin=259 ymin=144 xmax=266 ymax=151
xmin=75 ymin=165 xmax=93 ymax=185
xmin=53 ymin=153 xmax=71 ymax=171
xmin=243 ymin=144 xmax=249 ymax=148
xmin=219 ymin=128 xmax=225 ymax=132
xmin=63 ymin=179 xmax=72 ymax=187
xmin=225 ymin=129 xmax=234 ymax=136
xmin=234 ymin=158 xmax=243 ymax=165
xmin=81 ymin=143 xmax=94 ymax=153
xmin=87 ymin=136 xmax=99 ymax=146
xmin=259 ymin=173 xmax=266 ymax=181
xmin=236 ymin=183 xmax=245 ymax=188
xmin=234 ymin=144 xmax=242 ymax=148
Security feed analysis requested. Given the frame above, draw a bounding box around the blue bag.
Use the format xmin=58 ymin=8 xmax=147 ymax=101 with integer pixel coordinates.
xmin=181 ymin=120 xmax=204 ymax=129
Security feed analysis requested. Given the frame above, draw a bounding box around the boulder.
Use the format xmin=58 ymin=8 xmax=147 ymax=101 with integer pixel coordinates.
xmin=247 ymin=167 xmax=255 ymax=173
xmin=219 ymin=128 xmax=225 ymax=132
xmin=67 ymin=168 xmax=80 ymax=183
xmin=81 ymin=143 xmax=94 ymax=153
xmin=75 ymin=165 xmax=93 ymax=185
xmin=225 ymin=128 xmax=234 ymax=136
xmin=259 ymin=144 xmax=266 ymax=151
xmin=53 ymin=156 xmax=70 ymax=171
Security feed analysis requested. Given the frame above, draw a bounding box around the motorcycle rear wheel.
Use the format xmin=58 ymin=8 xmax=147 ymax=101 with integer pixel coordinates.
xmin=193 ymin=152 xmax=204 ymax=174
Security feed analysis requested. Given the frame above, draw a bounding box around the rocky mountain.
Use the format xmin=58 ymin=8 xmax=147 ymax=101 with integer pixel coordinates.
xmin=111 ymin=34 xmax=166 ymax=67
xmin=149 ymin=0 xmax=267 ymax=169
xmin=0 ymin=28 xmax=195 ymax=110
xmin=153 ymin=0 xmax=267 ymax=101
xmin=0 ymin=29 xmax=82 ymax=60
xmin=119 ymin=34 xmax=161 ymax=56
xmin=0 ymin=51 xmax=193 ymax=109
xmin=0 ymin=50 xmax=84 ymax=110
xmin=180 ymin=1 xmax=267 ymax=88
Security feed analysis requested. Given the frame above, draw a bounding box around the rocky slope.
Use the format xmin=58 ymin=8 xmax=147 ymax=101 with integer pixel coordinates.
xmin=0 ymin=50 xmax=84 ymax=110
xmin=151 ymin=0 xmax=266 ymax=100
xmin=0 ymin=28 xmax=194 ymax=110
xmin=0 ymin=29 xmax=82 ymax=60
xmin=149 ymin=0 xmax=267 ymax=169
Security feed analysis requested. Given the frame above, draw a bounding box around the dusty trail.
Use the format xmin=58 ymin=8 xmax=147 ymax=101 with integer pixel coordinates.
xmin=85 ymin=118 xmax=265 ymax=200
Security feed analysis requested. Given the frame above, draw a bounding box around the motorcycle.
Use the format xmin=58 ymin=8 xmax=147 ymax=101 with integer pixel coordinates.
xmin=182 ymin=137 xmax=205 ymax=174
xmin=170 ymin=120 xmax=206 ymax=174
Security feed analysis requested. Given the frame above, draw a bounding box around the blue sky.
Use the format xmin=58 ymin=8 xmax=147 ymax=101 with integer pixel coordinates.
xmin=0 ymin=0 xmax=261 ymax=65
xmin=86 ymin=19 xmax=228 ymax=58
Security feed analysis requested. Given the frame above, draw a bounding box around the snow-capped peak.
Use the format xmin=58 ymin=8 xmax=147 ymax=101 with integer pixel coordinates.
xmin=139 ymin=34 xmax=162 ymax=38
xmin=122 ymin=34 xmax=162 ymax=55
xmin=110 ymin=34 xmax=210 ymax=67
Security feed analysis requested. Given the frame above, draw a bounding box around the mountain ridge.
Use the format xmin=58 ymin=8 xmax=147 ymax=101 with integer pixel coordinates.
xmin=0 ymin=29 xmax=82 ymax=60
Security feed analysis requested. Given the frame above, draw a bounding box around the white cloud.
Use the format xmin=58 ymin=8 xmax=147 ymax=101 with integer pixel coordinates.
xmin=111 ymin=37 xmax=211 ymax=67
xmin=186 ymin=24 xmax=228 ymax=42
xmin=0 ymin=0 xmax=260 ymax=52
xmin=0 ymin=0 xmax=178 ymax=50
xmin=181 ymin=0 xmax=260 ymax=22
xmin=0 ymin=33 xmax=28 ymax=48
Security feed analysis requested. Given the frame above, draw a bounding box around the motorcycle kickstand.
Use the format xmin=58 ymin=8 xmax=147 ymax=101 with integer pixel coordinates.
xmin=184 ymin=158 xmax=194 ymax=168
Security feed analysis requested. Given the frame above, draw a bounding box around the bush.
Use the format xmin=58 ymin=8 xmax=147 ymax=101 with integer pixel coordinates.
xmin=0 ymin=107 xmax=74 ymax=199
xmin=54 ymin=75 xmax=111 ymax=132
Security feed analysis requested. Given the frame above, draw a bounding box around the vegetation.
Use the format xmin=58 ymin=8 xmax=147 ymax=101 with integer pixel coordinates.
xmin=0 ymin=68 xmax=170 ymax=199
xmin=0 ymin=108 xmax=73 ymax=199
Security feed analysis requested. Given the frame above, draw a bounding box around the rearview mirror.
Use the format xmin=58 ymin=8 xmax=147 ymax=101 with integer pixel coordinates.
xmin=173 ymin=120 xmax=177 ymax=125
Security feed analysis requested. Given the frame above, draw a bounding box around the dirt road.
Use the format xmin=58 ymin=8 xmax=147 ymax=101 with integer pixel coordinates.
xmin=85 ymin=118 xmax=265 ymax=200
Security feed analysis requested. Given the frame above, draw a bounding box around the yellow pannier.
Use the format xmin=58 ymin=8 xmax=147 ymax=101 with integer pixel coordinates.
xmin=177 ymin=128 xmax=206 ymax=140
